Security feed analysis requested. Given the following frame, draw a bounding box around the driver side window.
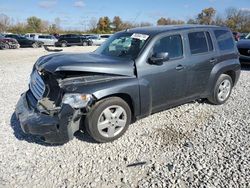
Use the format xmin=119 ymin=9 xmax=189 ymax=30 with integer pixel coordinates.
xmin=153 ymin=35 xmax=183 ymax=59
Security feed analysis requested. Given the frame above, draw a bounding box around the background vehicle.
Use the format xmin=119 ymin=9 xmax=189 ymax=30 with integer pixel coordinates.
xmin=0 ymin=41 xmax=5 ymax=49
xmin=25 ymin=34 xmax=58 ymax=46
xmin=5 ymin=34 xmax=43 ymax=48
xmin=237 ymin=39 xmax=250 ymax=64
xmin=55 ymin=34 xmax=93 ymax=47
xmin=0 ymin=34 xmax=20 ymax=49
xmin=34 ymin=35 xmax=58 ymax=46
xmin=87 ymin=34 xmax=111 ymax=46
xmin=15 ymin=25 xmax=240 ymax=144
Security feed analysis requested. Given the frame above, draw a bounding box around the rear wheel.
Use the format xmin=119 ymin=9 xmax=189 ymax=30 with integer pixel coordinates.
xmin=61 ymin=42 xmax=67 ymax=47
xmin=85 ymin=97 xmax=131 ymax=143
xmin=208 ymin=74 xmax=233 ymax=105
xmin=82 ymin=41 xmax=88 ymax=46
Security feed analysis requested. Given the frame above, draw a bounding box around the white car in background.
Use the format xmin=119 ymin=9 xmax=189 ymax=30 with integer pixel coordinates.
xmin=87 ymin=34 xmax=112 ymax=46
xmin=25 ymin=34 xmax=58 ymax=46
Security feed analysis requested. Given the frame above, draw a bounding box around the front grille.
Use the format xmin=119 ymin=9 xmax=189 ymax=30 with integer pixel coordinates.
xmin=29 ymin=71 xmax=45 ymax=100
xmin=238 ymin=48 xmax=250 ymax=57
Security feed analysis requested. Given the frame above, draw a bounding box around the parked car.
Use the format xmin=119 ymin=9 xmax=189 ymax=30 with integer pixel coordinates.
xmin=35 ymin=35 xmax=58 ymax=46
xmin=5 ymin=34 xmax=43 ymax=48
xmin=0 ymin=34 xmax=20 ymax=49
xmin=244 ymin=33 xmax=250 ymax=39
xmin=55 ymin=34 xmax=93 ymax=47
xmin=0 ymin=41 xmax=5 ymax=49
xmin=24 ymin=34 xmax=58 ymax=46
xmin=15 ymin=25 xmax=240 ymax=144
xmin=87 ymin=34 xmax=111 ymax=46
xmin=24 ymin=33 xmax=39 ymax=40
xmin=237 ymin=39 xmax=250 ymax=64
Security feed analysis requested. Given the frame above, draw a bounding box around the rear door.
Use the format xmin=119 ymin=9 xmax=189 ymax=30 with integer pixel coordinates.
xmin=185 ymin=30 xmax=216 ymax=98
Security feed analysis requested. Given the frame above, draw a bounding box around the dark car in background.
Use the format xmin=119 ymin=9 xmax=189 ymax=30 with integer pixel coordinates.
xmin=4 ymin=34 xmax=43 ymax=48
xmin=55 ymin=34 xmax=93 ymax=47
xmin=237 ymin=34 xmax=250 ymax=64
xmin=15 ymin=25 xmax=240 ymax=144
xmin=0 ymin=34 xmax=20 ymax=49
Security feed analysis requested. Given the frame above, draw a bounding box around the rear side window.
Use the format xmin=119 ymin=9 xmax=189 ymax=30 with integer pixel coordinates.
xmin=153 ymin=35 xmax=183 ymax=59
xmin=188 ymin=32 xmax=208 ymax=54
xmin=214 ymin=30 xmax=234 ymax=51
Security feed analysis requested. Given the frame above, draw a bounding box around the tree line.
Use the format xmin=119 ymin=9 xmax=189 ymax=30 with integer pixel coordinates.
xmin=0 ymin=7 xmax=249 ymax=34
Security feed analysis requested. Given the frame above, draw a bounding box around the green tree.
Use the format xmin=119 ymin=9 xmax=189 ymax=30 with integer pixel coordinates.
xmin=27 ymin=16 xmax=42 ymax=32
xmin=97 ymin=16 xmax=111 ymax=33
xmin=112 ymin=16 xmax=123 ymax=31
xmin=197 ymin=7 xmax=216 ymax=25
xmin=157 ymin=17 xmax=184 ymax=25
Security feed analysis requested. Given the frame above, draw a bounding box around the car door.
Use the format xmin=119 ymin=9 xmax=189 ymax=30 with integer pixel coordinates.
xmin=137 ymin=33 xmax=189 ymax=112
xmin=185 ymin=30 xmax=216 ymax=98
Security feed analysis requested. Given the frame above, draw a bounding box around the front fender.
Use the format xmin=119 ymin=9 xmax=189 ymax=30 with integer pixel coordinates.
xmin=62 ymin=77 xmax=141 ymax=118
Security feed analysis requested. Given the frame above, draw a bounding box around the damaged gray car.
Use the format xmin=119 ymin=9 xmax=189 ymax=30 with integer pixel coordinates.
xmin=15 ymin=25 xmax=241 ymax=144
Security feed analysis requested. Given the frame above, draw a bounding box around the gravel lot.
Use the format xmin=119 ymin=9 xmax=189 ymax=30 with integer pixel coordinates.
xmin=0 ymin=47 xmax=249 ymax=188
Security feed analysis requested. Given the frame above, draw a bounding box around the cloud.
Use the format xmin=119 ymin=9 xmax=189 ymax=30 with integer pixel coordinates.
xmin=239 ymin=8 xmax=250 ymax=12
xmin=38 ymin=0 xmax=57 ymax=9
xmin=73 ymin=0 xmax=85 ymax=8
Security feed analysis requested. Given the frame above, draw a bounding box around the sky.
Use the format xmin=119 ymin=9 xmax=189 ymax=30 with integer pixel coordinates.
xmin=0 ymin=0 xmax=249 ymax=30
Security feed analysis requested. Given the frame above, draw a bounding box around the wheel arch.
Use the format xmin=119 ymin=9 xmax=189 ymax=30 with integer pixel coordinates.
xmin=95 ymin=93 xmax=136 ymax=122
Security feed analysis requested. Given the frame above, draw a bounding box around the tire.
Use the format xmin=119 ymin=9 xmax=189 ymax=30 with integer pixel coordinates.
xmin=61 ymin=42 xmax=67 ymax=47
xmin=208 ymin=74 xmax=233 ymax=105
xmin=85 ymin=97 xmax=131 ymax=143
xmin=32 ymin=42 xmax=38 ymax=48
xmin=82 ymin=42 xmax=87 ymax=46
xmin=88 ymin=41 xmax=93 ymax=46
xmin=4 ymin=43 xmax=10 ymax=49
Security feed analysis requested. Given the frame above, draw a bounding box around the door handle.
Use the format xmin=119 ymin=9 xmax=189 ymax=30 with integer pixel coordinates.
xmin=209 ymin=58 xmax=217 ymax=64
xmin=176 ymin=65 xmax=184 ymax=70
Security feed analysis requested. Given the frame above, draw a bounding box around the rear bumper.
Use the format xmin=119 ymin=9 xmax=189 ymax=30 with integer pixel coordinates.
xmin=15 ymin=91 xmax=81 ymax=144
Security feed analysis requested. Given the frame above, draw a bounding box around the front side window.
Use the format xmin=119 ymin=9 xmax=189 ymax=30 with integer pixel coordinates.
xmin=95 ymin=32 xmax=149 ymax=60
xmin=214 ymin=30 xmax=234 ymax=51
xmin=152 ymin=35 xmax=183 ymax=59
xmin=188 ymin=32 xmax=208 ymax=54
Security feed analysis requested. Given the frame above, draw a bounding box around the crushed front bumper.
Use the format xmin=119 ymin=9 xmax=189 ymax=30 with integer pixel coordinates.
xmin=15 ymin=91 xmax=81 ymax=144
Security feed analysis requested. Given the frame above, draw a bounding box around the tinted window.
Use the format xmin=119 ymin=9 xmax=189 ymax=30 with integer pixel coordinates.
xmin=38 ymin=36 xmax=45 ymax=39
xmin=214 ymin=30 xmax=234 ymax=51
xmin=153 ymin=35 xmax=183 ymax=59
xmin=188 ymin=32 xmax=208 ymax=54
xmin=205 ymin=32 xmax=213 ymax=51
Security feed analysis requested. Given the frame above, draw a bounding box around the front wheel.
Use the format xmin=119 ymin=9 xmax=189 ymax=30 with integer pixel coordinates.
xmin=85 ymin=97 xmax=131 ymax=143
xmin=208 ymin=74 xmax=233 ymax=105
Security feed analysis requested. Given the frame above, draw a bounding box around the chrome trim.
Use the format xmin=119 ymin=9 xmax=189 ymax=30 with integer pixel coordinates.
xmin=29 ymin=71 xmax=45 ymax=100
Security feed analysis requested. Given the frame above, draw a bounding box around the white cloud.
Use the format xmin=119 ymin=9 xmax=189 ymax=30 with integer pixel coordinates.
xmin=38 ymin=0 xmax=57 ymax=9
xmin=73 ymin=0 xmax=85 ymax=8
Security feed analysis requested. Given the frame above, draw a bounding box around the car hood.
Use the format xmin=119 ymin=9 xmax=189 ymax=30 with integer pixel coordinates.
xmin=237 ymin=40 xmax=250 ymax=48
xmin=35 ymin=52 xmax=135 ymax=77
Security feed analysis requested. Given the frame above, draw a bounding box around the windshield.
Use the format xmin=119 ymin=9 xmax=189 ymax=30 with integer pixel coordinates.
xmin=95 ymin=32 xmax=149 ymax=60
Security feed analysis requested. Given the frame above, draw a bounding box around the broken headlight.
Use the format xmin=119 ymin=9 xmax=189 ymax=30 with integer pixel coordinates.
xmin=62 ymin=93 xmax=93 ymax=108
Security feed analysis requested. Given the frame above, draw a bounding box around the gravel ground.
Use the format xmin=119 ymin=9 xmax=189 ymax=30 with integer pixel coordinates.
xmin=0 ymin=47 xmax=249 ymax=188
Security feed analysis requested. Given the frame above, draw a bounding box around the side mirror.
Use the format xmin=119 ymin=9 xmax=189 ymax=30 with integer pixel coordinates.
xmin=149 ymin=52 xmax=169 ymax=64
